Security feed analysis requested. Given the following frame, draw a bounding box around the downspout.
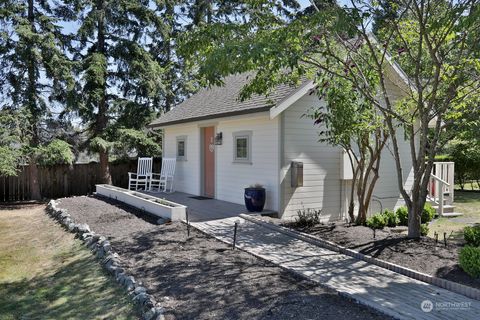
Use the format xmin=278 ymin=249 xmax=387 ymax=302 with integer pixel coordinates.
xmin=340 ymin=169 xmax=344 ymax=221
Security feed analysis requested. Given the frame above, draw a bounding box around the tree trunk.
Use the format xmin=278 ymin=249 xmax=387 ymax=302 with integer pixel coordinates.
xmin=95 ymin=0 xmax=111 ymax=184
xmin=99 ymin=150 xmax=111 ymax=184
xmin=164 ymin=1 xmax=175 ymax=112
xmin=27 ymin=0 xmax=42 ymax=200
xmin=28 ymin=161 xmax=41 ymax=200
xmin=407 ymin=172 xmax=430 ymax=238
xmin=408 ymin=203 xmax=422 ymax=238
xmin=348 ymin=165 xmax=359 ymax=223
xmin=356 ymin=203 xmax=367 ymax=225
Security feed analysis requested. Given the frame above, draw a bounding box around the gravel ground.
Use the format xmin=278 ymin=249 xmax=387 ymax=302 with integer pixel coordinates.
xmin=58 ymin=195 xmax=390 ymax=320
xmin=286 ymin=221 xmax=480 ymax=290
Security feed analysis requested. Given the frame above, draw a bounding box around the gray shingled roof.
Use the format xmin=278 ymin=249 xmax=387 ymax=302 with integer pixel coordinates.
xmin=149 ymin=73 xmax=310 ymax=127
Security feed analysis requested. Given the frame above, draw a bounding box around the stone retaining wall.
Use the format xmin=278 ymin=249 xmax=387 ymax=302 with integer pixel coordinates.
xmin=46 ymin=200 xmax=165 ymax=320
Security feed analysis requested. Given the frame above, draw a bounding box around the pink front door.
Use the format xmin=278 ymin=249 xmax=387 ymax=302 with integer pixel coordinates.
xmin=203 ymin=127 xmax=215 ymax=198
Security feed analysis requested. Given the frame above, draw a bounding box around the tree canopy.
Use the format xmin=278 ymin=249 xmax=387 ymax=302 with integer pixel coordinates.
xmin=181 ymin=0 xmax=480 ymax=237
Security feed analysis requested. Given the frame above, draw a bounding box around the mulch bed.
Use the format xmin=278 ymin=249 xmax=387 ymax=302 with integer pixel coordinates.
xmin=286 ymin=222 xmax=480 ymax=290
xmin=57 ymin=195 xmax=391 ymax=320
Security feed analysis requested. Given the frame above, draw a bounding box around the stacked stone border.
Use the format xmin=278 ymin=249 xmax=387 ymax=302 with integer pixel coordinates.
xmin=46 ymin=200 xmax=165 ymax=320
xmin=240 ymin=214 xmax=480 ymax=301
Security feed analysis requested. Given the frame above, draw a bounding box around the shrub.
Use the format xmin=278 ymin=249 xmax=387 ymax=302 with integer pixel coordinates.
xmin=37 ymin=139 xmax=74 ymax=166
xmin=464 ymin=226 xmax=480 ymax=247
xmin=294 ymin=208 xmax=322 ymax=228
xmin=459 ymin=246 xmax=480 ymax=278
xmin=420 ymin=224 xmax=429 ymax=236
xmin=382 ymin=209 xmax=399 ymax=227
xmin=421 ymin=203 xmax=436 ymax=224
xmin=366 ymin=213 xmax=386 ymax=230
xmin=396 ymin=206 xmax=409 ymax=226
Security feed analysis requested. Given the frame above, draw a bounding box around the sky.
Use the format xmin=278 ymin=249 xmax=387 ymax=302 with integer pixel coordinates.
xmin=57 ymin=1 xmax=353 ymax=35
xmin=45 ymin=0 xmax=356 ymax=122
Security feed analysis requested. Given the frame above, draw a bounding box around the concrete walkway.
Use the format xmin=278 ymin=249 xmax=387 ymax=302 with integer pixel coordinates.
xmin=142 ymin=191 xmax=273 ymax=222
xmin=191 ymin=217 xmax=480 ymax=320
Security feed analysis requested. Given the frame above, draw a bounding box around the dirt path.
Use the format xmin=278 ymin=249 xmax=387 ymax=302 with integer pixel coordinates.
xmin=0 ymin=203 xmax=137 ymax=319
xmin=59 ymin=195 xmax=391 ymax=320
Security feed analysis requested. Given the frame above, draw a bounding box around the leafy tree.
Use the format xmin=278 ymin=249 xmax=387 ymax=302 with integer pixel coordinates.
xmin=308 ymin=75 xmax=388 ymax=224
xmin=182 ymin=0 xmax=480 ymax=238
xmin=148 ymin=0 xmax=199 ymax=112
xmin=112 ymin=129 xmax=162 ymax=159
xmin=0 ymin=0 xmax=75 ymax=198
xmin=445 ymin=140 xmax=480 ymax=190
xmin=62 ymin=0 xmax=164 ymax=183
xmin=37 ymin=139 xmax=75 ymax=166
xmin=0 ymin=109 xmax=74 ymax=178
xmin=0 ymin=110 xmax=24 ymax=177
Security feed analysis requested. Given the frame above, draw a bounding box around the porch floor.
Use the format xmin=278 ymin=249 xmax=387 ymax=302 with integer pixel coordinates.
xmin=141 ymin=191 xmax=275 ymax=222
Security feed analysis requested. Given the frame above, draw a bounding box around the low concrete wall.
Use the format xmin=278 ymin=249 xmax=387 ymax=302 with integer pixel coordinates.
xmin=96 ymin=184 xmax=186 ymax=221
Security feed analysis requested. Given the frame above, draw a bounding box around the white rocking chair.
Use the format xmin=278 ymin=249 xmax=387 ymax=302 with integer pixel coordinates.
xmin=128 ymin=157 xmax=153 ymax=191
xmin=150 ymin=158 xmax=176 ymax=193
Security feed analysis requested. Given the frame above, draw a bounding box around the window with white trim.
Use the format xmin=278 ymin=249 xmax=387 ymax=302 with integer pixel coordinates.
xmin=176 ymin=136 xmax=187 ymax=160
xmin=233 ymin=131 xmax=252 ymax=163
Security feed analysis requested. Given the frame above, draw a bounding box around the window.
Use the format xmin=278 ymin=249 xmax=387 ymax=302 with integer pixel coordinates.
xmin=233 ymin=131 xmax=252 ymax=163
xmin=176 ymin=136 xmax=187 ymax=160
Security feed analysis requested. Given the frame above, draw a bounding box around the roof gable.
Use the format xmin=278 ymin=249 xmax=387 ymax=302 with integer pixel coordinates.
xmin=149 ymin=56 xmax=412 ymax=128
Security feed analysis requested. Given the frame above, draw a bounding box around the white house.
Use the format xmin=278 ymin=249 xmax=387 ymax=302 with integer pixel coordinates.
xmin=149 ymin=69 xmax=455 ymax=220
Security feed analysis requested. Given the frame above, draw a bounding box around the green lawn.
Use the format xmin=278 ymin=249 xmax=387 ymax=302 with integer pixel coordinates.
xmin=455 ymin=181 xmax=480 ymax=191
xmin=428 ymin=191 xmax=480 ymax=240
xmin=0 ymin=205 xmax=138 ymax=320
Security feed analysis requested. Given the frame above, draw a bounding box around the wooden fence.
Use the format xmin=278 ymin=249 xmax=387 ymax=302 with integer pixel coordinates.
xmin=0 ymin=158 xmax=162 ymax=202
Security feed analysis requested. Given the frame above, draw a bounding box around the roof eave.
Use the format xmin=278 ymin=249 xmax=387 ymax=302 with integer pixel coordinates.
xmin=148 ymin=106 xmax=272 ymax=129
xmin=269 ymin=80 xmax=316 ymax=119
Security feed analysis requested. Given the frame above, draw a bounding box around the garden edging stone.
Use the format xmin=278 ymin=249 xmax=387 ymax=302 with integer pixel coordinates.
xmin=239 ymin=213 xmax=480 ymax=301
xmin=46 ymin=199 xmax=165 ymax=320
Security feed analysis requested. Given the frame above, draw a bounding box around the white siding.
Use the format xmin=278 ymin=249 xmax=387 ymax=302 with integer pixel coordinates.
xmin=372 ymin=77 xmax=416 ymax=212
xmin=281 ymin=94 xmax=343 ymax=221
xmin=162 ymin=75 xmax=413 ymax=220
xmin=370 ymin=129 xmax=414 ymax=213
xmin=280 ymin=78 xmax=414 ymax=220
xmin=216 ymin=113 xmax=280 ymax=210
xmin=163 ymin=124 xmax=201 ymax=195
xmin=162 ymin=112 xmax=280 ymax=211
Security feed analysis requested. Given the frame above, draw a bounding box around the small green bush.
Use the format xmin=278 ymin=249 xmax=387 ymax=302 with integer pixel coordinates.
xmin=382 ymin=209 xmax=399 ymax=227
xmin=459 ymin=246 xmax=480 ymax=278
xmin=420 ymin=224 xmax=429 ymax=236
xmin=37 ymin=139 xmax=74 ymax=166
xmin=393 ymin=204 xmax=435 ymax=226
xmin=464 ymin=226 xmax=480 ymax=247
xmin=396 ymin=206 xmax=409 ymax=226
xmin=294 ymin=208 xmax=322 ymax=228
xmin=421 ymin=203 xmax=436 ymax=224
xmin=366 ymin=213 xmax=386 ymax=230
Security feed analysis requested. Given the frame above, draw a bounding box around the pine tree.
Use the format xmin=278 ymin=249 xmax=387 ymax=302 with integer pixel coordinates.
xmin=63 ymin=0 xmax=164 ymax=184
xmin=147 ymin=0 xmax=199 ymax=113
xmin=0 ymin=0 xmax=74 ymax=198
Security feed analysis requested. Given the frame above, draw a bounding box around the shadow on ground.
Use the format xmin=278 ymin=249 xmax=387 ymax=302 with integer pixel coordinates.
xmin=0 ymin=250 xmax=137 ymax=320
xmin=59 ymin=196 xmax=389 ymax=320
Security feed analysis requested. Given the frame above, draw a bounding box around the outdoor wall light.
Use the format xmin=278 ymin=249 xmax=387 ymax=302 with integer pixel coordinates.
xmin=215 ymin=132 xmax=223 ymax=145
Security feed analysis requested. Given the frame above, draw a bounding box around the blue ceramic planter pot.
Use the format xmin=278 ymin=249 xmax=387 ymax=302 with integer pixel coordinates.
xmin=244 ymin=187 xmax=266 ymax=212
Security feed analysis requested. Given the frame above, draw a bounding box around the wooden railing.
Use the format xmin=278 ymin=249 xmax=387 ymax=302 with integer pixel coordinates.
xmin=427 ymin=162 xmax=455 ymax=215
